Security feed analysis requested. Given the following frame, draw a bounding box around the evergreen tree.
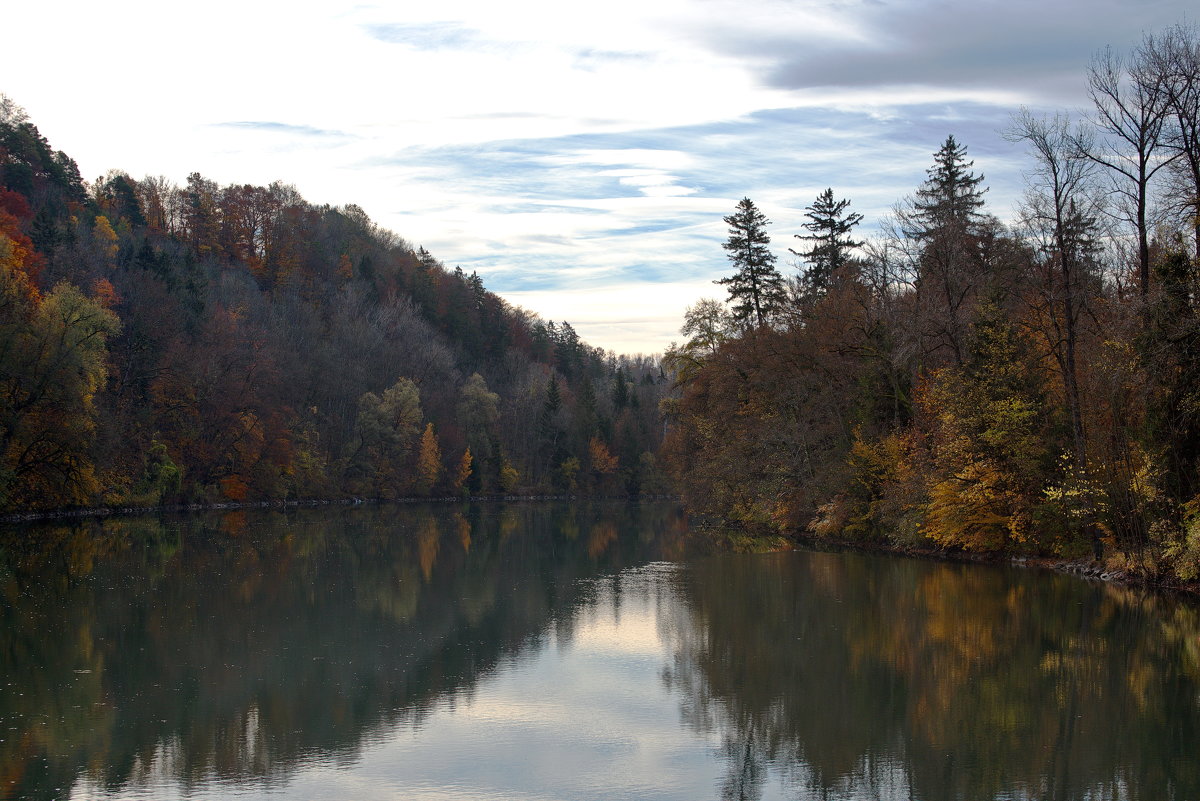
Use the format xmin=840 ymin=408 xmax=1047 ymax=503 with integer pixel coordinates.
xmin=716 ymin=197 xmax=785 ymax=328
xmin=910 ymin=135 xmax=988 ymax=235
xmin=901 ymin=136 xmax=992 ymax=367
xmin=612 ymin=367 xmax=629 ymax=410
xmin=539 ymin=375 xmax=566 ymax=470
xmin=790 ymin=188 xmax=863 ymax=295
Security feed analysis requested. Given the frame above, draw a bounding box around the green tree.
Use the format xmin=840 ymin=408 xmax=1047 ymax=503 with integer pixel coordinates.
xmin=539 ymin=375 xmax=566 ymax=465
xmin=911 ymin=135 xmax=988 ymax=232
xmin=716 ymin=197 xmax=784 ymax=329
xmin=901 ymin=136 xmax=992 ymax=367
xmin=352 ymin=378 xmax=422 ymax=497
xmin=665 ymin=298 xmax=733 ymax=384
xmin=457 ymin=372 xmax=500 ymax=470
xmin=790 ymin=188 xmax=863 ymax=297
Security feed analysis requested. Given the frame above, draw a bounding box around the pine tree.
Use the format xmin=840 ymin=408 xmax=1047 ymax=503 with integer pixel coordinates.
xmin=716 ymin=197 xmax=785 ymax=328
xmin=910 ymin=135 xmax=987 ymax=236
xmin=901 ymin=136 xmax=992 ymax=367
xmin=790 ymin=188 xmax=863 ymax=296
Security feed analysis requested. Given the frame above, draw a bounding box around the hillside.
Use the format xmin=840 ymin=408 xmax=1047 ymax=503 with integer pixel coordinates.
xmin=0 ymin=97 xmax=668 ymax=512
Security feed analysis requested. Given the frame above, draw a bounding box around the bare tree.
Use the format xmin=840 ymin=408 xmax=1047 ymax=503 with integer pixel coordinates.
xmin=1080 ymin=44 xmax=1177 ymax=295
xmin=1143 ymin=24 xmax=1200 ymax=258
xmin=1007 ymin=109 xmax=1101 ymax=473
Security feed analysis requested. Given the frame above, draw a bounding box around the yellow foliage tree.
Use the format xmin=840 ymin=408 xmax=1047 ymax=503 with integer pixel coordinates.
xmin=93 ymin=214 xmax=118 ymax=266
xmin=452 ymin=447 xmax=473 ymax=495
xmin=415 ymin=422 xmax=442 ymax=496
xmin=0 ymin=282 xmax=120 ymax=508
xmin=918 ymin=309 xmax=1052 ymax=552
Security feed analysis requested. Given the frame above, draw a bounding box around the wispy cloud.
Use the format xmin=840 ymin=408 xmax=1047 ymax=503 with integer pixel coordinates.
xmin=362 ymin=21 xmax=481 ymax=50
xmin=212 ymin=121 xmax=351 ymax=139
xmin=6 ymin=0 xmax=1194 ymax=353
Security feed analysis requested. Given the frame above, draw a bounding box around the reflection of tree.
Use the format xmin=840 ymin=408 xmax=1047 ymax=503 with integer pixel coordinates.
xmin=0 ymin=500 xmax=693 ymax=800
xmin=665 ymin=550 xmax=1200 ymax=801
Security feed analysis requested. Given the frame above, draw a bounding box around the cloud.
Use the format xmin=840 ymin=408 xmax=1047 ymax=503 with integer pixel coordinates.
xmin=690 ymin=0 xmax=1196 ymax=103
xmin=362 ymin=101 xmax=1028 ymax=318
xmin=572 ymin=48 xmax=655 ymax=70
xmin=10 ymin=0 xmax=1194 ymax=354
xmin=212 ymin=121 xmax=350 ymax=139
xmin=362 ymin=21 xmax=481 ymax=50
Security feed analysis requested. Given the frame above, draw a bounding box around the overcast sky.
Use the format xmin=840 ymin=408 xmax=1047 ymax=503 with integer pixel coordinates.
xmin=2 ymin=0 xmax=1195 ymax=354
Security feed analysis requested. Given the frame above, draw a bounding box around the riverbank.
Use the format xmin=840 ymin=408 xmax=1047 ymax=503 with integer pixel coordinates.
xmin=839 ymin=539 xmax=1200 ymax=598
xmin=0 ymin=494 xmax=683 ymax=525
xmin=695 ymin=520 xmax=1200 ymax=598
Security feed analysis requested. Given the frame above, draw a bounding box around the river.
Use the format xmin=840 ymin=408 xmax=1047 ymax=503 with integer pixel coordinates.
xmin=0 ymin=501 xmax=1197 ymax=800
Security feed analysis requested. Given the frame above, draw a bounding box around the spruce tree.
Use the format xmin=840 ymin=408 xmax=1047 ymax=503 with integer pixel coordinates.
xmin=716 ymin=197 xmax=785 ymax=328
xmin=901 ymin=136 xmax=992 ymax=367
xmin=790 ymin=188 xmax=863 ymax=295
xmin=910 ymin=135 xmax=987 ymax=236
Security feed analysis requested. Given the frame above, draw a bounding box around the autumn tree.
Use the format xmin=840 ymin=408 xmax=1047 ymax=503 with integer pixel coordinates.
xmin=921 ymin=306 xmax=1055 ymax=552
xmin=452 ymin=447 xmax=473 ymax=495
xmin=588 ymin=436 xmax=619 ymax=491
xmin=415 ymin=422 xmax=442 ymax=496
xmin=716 ymin=197 xmax=785 ymax=329
xmin=0 ymin=281 xmax=120 ymax=508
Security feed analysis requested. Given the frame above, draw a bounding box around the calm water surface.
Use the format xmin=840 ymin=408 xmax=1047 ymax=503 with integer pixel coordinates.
xmin=1 ymin=501 xmax=1198 ymax=800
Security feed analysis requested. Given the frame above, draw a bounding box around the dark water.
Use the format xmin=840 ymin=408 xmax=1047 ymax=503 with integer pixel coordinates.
xmin=1 ymin=502 xmax=1198 ymax=800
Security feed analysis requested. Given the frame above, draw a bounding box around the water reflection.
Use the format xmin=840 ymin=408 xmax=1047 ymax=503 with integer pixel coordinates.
xmin=2 ymin=506 xmax=1200 ymax=800
xmin=664 ymin=550 xmax=1200 ymax=801
xmin=0 ymin=502 xmax=692 ymax=800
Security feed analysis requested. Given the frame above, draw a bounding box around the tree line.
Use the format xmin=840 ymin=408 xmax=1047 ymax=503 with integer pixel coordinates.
xmin=0 ymin=96 xmax=669 ymax=511
xmin=663 ymin=23 xmax=1200 ymax=581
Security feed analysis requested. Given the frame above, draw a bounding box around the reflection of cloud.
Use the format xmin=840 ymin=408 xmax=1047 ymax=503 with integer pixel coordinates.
xmin=280 ymin=563 xmax=719 ymax=800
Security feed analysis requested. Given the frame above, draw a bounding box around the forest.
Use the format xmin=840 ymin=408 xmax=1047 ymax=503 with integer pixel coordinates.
xmin=6 ymin=23 xmax=1200 ymax=585
xmin=662 ymin=23 xmax=1200 ymax=582
xmin=0 ymin=96 xmax=669 ymax=512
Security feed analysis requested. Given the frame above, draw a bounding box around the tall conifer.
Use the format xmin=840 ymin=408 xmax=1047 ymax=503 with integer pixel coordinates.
xmin=716 ymin=197 xmax=785 ymax=328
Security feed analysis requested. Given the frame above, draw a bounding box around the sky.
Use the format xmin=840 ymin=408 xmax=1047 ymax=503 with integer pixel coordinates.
xmin=2 ymin=0 xmax=1195 ymax=355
